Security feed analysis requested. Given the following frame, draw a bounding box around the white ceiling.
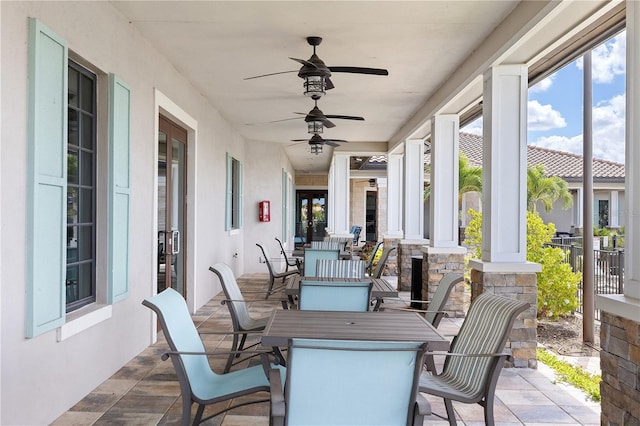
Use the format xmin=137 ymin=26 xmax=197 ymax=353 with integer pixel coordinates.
xmin=109 ymin=1 xmax=616 ymax=173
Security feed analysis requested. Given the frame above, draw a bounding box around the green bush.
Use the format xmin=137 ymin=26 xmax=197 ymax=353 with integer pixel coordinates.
xmin=463 ymin=210 xmax=581 ymax=319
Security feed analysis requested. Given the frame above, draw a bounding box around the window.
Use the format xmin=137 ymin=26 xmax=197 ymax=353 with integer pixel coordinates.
xmin=66 ymin=61 xmax=97 ymax=311
xmin=598 ymin=199 xmax=610 ymax=228
xmin=226 ymin=153 xmax=243 ymax=230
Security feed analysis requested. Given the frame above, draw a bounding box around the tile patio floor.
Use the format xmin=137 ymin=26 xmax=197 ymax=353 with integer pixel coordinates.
xmin=52 ymin=273 xmax=601 ymax=426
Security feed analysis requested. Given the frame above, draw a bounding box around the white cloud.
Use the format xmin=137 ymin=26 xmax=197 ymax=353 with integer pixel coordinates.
xmin=530 ymin=76 xmax=554 ymax=93
xmin=576 ymin=31 xmax=626 ymax=84
xmin=461 ymin=117 xmax=482 ymax=135
xmin=529 ymin=94 xmax=625 ymax=163
xmin=592 ymin=94 xmax=625 ymax=163
xmin=528 ymin=100 xmax=566 ymax=131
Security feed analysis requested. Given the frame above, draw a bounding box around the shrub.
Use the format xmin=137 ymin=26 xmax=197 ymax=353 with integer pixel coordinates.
xmin=464 ymin=210 xmax=581 ymax=318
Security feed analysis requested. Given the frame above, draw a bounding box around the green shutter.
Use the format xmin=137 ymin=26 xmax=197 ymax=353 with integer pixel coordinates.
xmin=225 ymin=153 xmax=232 ymax=230
xmin=238 ymin=161 xmax=243 ymax=228
xmin=108 ymin=74 xmax=131 ymax=303
xmin=26 ymin=18 xmax=68 ymax=337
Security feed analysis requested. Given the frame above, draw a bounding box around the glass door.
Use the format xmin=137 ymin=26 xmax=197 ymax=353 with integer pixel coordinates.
xmin=157 ymin=116 xmax=187 ymax=296
xmin=295 ymin=191 xmax=328 ymax=244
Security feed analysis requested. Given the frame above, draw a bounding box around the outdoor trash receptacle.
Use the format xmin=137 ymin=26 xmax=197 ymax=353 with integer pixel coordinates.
xmin=411 ymin=256 xmax=422 ymax=308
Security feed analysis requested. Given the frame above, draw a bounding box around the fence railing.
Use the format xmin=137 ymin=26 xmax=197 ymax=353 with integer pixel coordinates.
xmin=545 ymin=242 xmax=624 ymax=321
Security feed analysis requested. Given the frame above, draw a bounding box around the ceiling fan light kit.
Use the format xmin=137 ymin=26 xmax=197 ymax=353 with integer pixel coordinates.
xmin=303 ymin=75 xmax=326 ymax=99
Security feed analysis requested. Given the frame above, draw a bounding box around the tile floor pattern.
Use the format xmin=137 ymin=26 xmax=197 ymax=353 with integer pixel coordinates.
xmin=52 ymin=273 xmax=601 ymax=426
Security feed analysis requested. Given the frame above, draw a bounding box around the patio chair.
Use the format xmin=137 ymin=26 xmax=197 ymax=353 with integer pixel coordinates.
xmin=371 ymin=245 xmax=396 ymax=278
xmin=418 ymin=292 xmax=530 ymax=425
xmin=142 ymin=288 xmax=285 ymax=426
xmin=209 ymin=263 xmax=272 ymax=373
xmin=269 ymin=338 xmax=430 ymax=426
xmin=364 ymin=241 xmax=383 ymax=275
xmin=315 ymin=259 xmax=366 ymax=278
xmin=350 ymin=225 xmax=363 ymax=246
xmin=256 ymin=243 xmax=300 ymax=299
xmin=310 ymin=240 xmax=342 ymax=250
xmin=298 ymin=279 xmax=372 ymax=312
xmin=303 ymin=248 xmax=340 ymax=276
xmin=275 ymin=237 xmax=301 ymax=273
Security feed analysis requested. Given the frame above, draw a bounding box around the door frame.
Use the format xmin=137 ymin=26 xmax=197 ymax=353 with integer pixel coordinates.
xmin=295 ymin=190 xmax=329 ymax=244
xmin=154 ymin=90 xmax=198 ymax=318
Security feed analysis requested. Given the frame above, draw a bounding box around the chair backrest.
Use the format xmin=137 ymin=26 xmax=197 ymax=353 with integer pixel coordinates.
xmin=315 ymin=259 xmax=365 ymax=278
xmin=285 ymin=338 xmax=427 ymax=426
xmin=209 ymin=263 xmax=252 ymax=331
xmin=310 ymin=240 xmax=342 ymax=251
xmin=275 ymin=237 xmax=294 ymax=265
xmin=350 ymin=225 xmax=362 ymax=245
xmin=371 ymin=246 xmax=396 ymax=278
xmin=256 ymin=243 xmax=278 ymax=274
xmin=440 ymin=293 xmax=530 ymax=399
xmin=142 ymin=288 xmax=217 ymax=399
xmin=423 ymin=273 xmax=464 ymax=328
xmin=303 ymin=249 xmax=340 ymax=276
xmin=298 ymin=279 xmax=372 ymax=312
xmin=365 ymin=241 xmax=384 ymax=274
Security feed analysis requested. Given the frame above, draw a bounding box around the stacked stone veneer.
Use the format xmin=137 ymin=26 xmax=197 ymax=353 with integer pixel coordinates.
xmin=396 ymin=241 xmax=426 ymax=291
xmin=422 ymin=249 xmax=468 ymax=318
xmin=600 ymin=312 xmax=640 ymax=425
xmin=470 ymin=269 xmax=538 ymax=368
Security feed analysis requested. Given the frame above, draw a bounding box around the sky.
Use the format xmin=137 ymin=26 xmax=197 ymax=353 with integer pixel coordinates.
xmin=463 ymin=30 xmax=626 ymax=164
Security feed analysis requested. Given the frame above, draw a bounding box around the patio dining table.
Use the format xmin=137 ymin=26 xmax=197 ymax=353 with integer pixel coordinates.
xmin=284 ymin=275 xmax=398 ymax=310
xmin=261 ymin=309 xmax=450 ymax=365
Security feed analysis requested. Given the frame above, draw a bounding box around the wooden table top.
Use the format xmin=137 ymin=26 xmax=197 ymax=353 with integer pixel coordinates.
xmin=261 ymin=309 xmax=450 ymax=351
xmin=285 ymin=275 xmax=398 ymax=298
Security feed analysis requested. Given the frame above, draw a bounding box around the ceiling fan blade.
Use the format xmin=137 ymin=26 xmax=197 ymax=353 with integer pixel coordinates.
xmin=328 ymin=66 xmax=388 ymax=76
xmin=324 ymin=139 xmax=349 ymax=143
xmin=289 ymin=57 xmax=319 ymax=69
xmin=325 ymin=115 xmax=364 ymax=121
xmin=244 ymin=70 xmax=298 ymax=80
xmin=321 ymin=118 xmax=336 ymax=128
xmin=269 ymin=117 xmax=304 ymax=123
xmin=291 ymin=139 xmax=309 ymax=142
xmin=325 ymin=77 xmax=335 ymax=90
xmin=324 ymin=141 xmax=340 ymax=147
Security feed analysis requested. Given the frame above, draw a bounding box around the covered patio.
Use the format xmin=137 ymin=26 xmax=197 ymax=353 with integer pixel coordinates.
xmin=2 ymin=1 xmax=640 ymax=425
xmin=52 ymin=273 xmax=601 ymax=426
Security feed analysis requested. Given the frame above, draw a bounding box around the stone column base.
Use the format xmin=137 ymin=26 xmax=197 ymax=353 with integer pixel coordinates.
xmin=469 ymin=263 xmax=539 ymax=368
xmin=396 ymin=240 xmax=428 ymax=291
xmin=422 ymin=247 xmax=468 ymax=318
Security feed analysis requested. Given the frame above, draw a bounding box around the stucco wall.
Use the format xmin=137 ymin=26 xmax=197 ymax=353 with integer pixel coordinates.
xmin=0 ymin=2 xmax=292 ymax=424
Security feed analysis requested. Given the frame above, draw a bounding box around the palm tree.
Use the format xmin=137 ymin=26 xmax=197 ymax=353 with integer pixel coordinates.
xmin=527 ymin=163 xmax=572 ymax=213
xmin=424 ymin=152 xmax=482 ymax=201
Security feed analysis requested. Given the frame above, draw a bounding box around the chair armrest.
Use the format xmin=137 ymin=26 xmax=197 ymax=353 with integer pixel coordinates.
xmin=269 ymin=368 xmax=285 ymax=426
xmin=160 ymin=349 xmax=272 ymax=361
xmin=414 ymin=393 xmax=431 ymax=417
xmin=426 ymin=351 xmax=510 ymax=358
xmin=380 ymin=306 xmax=447 ymax=316
xmin=198 ymin=330 xmax=264 ymax=335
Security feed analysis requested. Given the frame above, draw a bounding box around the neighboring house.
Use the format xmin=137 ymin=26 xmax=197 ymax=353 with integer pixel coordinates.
xmin=457 ymin=132 xmax=626 ymax=234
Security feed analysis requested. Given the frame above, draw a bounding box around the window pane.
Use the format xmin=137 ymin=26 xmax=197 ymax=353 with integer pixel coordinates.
xmin=68 ymin=108 xmax=79 ymax=147
xmin=68 ymin=150 xmax=79 ymax=185
xmin=79 ymin=188 xmax=93 ymax=223
xmin=66 ymin=264 xmax=79 ymax=303
xmin=77 ymin=225 xmax=93 ymax=261
xmin=68 ymin=67 xmax=79 ymax=108
xmin=77 ymin=262 xmax=93 ymax=299
xmin=81 ymin=74 xmax=94 ymax=112
xmin=80 ymin=150 xmax=93 ymax=186
xmin=67 ymin=188 xmax=78 ymax=224
xmin=81 ymin=113 xmax=93 ymax=150
xmin=66 ymin=229 xmax=78 ymax=259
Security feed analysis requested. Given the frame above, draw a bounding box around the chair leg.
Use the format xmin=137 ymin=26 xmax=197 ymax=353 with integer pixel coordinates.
xmin=193 ymin=404 xmax=205 ymax=426
xmin=265 ymin=275 xmax=275 ymax=299
xmin=443 ymin=398 xmax=457 ymax=426
xmin=225 ymin=333 xmax=240 ymax=373
xmin=236 ymin=333 xmax=248 ymax=357
xmin=483 ymin=395 xmax=495 ymax=425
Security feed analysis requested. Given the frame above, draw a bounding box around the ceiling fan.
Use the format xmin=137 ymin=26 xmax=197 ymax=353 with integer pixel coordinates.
xmin=245 ymin=36 xmax=388 ymax=99
xmin=291 ymin=134 xmax=349 ymax=154
xmin=271 ymin=99 xmax=364 ymax=134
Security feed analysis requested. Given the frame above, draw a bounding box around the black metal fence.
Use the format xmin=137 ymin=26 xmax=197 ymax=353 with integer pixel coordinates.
xmin=544 ymin=241 xmax=624 ymax=320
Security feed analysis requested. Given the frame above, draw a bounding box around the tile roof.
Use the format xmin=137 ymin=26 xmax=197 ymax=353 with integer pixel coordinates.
xmin=455 ymin=132 xmax=625 ymax=181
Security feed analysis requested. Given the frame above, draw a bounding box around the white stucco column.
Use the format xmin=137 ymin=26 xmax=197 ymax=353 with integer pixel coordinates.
xmin=327 ymin=161 xmax=335 ymax=233
xmin=573 ymin=187 xmax=583 ymax=231
xmin=404 ymin=139 xmax=425 ymax=240
xmin=478 ymin=65 xmax=530 ymax=265
xmin=610 ymin=190 xmax=619 ymax=228
xmin=430 ymin=115 xmax=459 ymax=248
xmin=329 ymin=153 xmax=351 ymax=236
xmin=387 ymin=152 xmax=404 ymax=238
